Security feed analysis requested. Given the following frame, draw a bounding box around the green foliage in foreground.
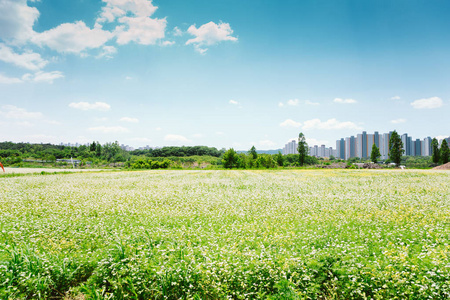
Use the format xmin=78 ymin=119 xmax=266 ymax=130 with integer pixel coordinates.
xmin=126 ymin=158 xmax=172 ymax=169
xmin=1 ymin=170 xmax=450 ymax=299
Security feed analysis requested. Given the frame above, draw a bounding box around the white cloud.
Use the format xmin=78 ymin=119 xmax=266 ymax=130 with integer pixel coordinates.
xmin=305 ymin=100 xmax=320 ymax=106
xmin=279 ymin=99 xmax=319 ymax=107
xmin=22 ymin=71 xmax=64 ymax=83
xmin=97 ymin=0 xmax=158 ymax=22
xmin=193 ymin=46 xmax=208 ymax=54
xmin=280 ymin=119 xmax=302 ymax=128
xmin=161 ymin=40 xmax=174 ymax=46
xmin=0 ymin=105 xmax=43 ymax=119
xmin=164 ymin=134 xmax=192 ymax=143
xmin=391 ymin=96 xmax=401 ymax=100
xmin=120 ymin=117 xmax=139 ymax=123
xmin=391 ymin=118 xmax=406 ymax=124
xmin=302 ymin=118 xmax=362 ymax=130
xmin=287 ymin=99 xmax=299 ymax=106
xmin=172 ymin=26 xmax=182 ymax=36
xmin=96 ymin=0 xmax=166 ymax=46
xmin=258 ymin=140 xmax=276 ymax=148
xmin=155 ymin=127 xmax=162 ymax=131
xmin=0 ymin=105 xmax=58 ymax=125
xmin=96 ymin=45 xmax=117 ymax=59
xmin=411 ymin=97 xmax=443 ymax=109
xmin=306 ymin=138 xmax=329 ymax=146
xmin=215 ymin=131 xmax=224 ymax=135
xmin=229 ymin=99 xmax=239 ymax=105
xmin=334 ymin=98 xmax=357 ymax=104
xmin=186 ymin=22 xmax=237 ymax=53
xmin=1 ymin=71 xmax=64 ymax=84
xmin=115 ymin=16 xmax=166 ymax=45
xmin=125 ymin=76 xmax=133 ymax=80
xmin=0 ymin=43 xmax=47 ymax=70
xmin=32 ymin=21 xmax=114 ymax=54
xmin=0 ymin=0 xmax=39 ymax=42
xmin=69 ymin=102 xmax=111 ymax=111
xmin=128 ymin=137 xmax=151 ymax=143
xmin=192 ymin=133 xmax=204 ymax=138
xmin=0 ymin=74 xmax=22 ymax=84
xmin=88 ymin=126 xmax=129 ymax=133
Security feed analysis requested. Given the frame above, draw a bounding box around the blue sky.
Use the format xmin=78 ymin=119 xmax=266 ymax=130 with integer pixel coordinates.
xmin=0 ymin=0 xmax=449 ymax=150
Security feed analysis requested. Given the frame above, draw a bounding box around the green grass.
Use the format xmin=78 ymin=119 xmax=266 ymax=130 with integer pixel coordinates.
xmin=1 ymin=170 xmax=449 ymax=299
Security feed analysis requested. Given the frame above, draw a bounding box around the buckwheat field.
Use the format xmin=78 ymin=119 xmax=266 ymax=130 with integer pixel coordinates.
xmin=1 ymin=170 xmax=449 ymax=299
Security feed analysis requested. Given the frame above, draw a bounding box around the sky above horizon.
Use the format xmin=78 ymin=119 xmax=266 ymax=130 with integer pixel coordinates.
xmin=1 ymin=0 xmax=449 ymax=150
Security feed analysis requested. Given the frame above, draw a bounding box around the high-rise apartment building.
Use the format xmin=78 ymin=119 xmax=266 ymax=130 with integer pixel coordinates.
xmin=367 ymin=133 xmax=374 ymax=157
xmin=283 ymin=132 xmax=448 ymax=159
xmin=380 ymin=132 xmax=390 ymax=160
xmin=282 ymin=140 xmax=298 ymax=155
xmin=423 ymin=137 xmax=432 ymax=156
xmin=401 ymin=133 xmax=411 ymax=156
xmin=374 ymin=131 xmax=380 ymax=148
xmin=336 ymin=138 xmax=345 ymax=159
xmin=335 ymin=131 xmax=446 ymax=160
xmin=414 ymin=139 xmax=422 ymax=156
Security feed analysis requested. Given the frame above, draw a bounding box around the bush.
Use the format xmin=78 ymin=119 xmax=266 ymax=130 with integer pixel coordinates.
xmin=128 ymin=158 xmax=171 ymax=170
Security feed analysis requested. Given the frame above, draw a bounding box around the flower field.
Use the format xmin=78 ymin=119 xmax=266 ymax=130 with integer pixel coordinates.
xmin=1 ymin=170 xmax=449 ymax=299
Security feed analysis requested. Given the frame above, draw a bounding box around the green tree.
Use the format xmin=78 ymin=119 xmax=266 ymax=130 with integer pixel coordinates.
xmin=275 ymin=151 xmax=284 ymax=166
xmin=297 ymin=132 xmax=308 ymax=166
xmin=441 ymin=139 xmax=449 ymax=164
xmin=431 ymin=138 xmax=440 ymax=164
xmin=89 ymin=141 xmax=97 ymax=152
xmin=370 ymin=144 xmax=381 ymax=163
xmin=222 ymin=148 xmax=239 ymax=169
xmin=237 ymin=153 xmax=248 ymax=169
xmin=389 ymin=130 xmax=404 ymax=166
xmin=95 ymin=143 xmax=102 ymax=157
xmin=248 ymin=145 xmax=258 ymax=160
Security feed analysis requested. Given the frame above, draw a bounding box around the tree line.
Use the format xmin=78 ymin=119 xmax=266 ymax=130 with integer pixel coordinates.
xmin=221 ymin=134 xmax=318 ymax=169
xmin=0 ymin=141 xmax=129 ymax=165
xmin=0 ymin=142 xmax=224 ymax=167
xmin=130 ymin=146 xmax=224 ymax=158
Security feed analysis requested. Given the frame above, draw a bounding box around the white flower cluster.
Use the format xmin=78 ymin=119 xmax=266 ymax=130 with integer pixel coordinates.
xmin=0 ymin=169 xmax=449 ymax=298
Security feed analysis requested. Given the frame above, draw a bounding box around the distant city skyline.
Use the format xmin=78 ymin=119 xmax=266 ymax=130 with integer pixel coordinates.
xmin=283 ymin=131 xmax=450 ymax=159
xmin=1 ymin=0 xmax=449 ymax=149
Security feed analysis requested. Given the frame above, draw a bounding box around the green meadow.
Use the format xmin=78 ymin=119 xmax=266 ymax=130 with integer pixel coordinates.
xmin=1 ymin=170 xmax=449 ymax=299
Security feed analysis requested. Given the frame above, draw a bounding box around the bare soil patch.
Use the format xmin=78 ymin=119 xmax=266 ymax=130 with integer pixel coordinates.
xmin=433 ymin=162 xmax=450 ymax=170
